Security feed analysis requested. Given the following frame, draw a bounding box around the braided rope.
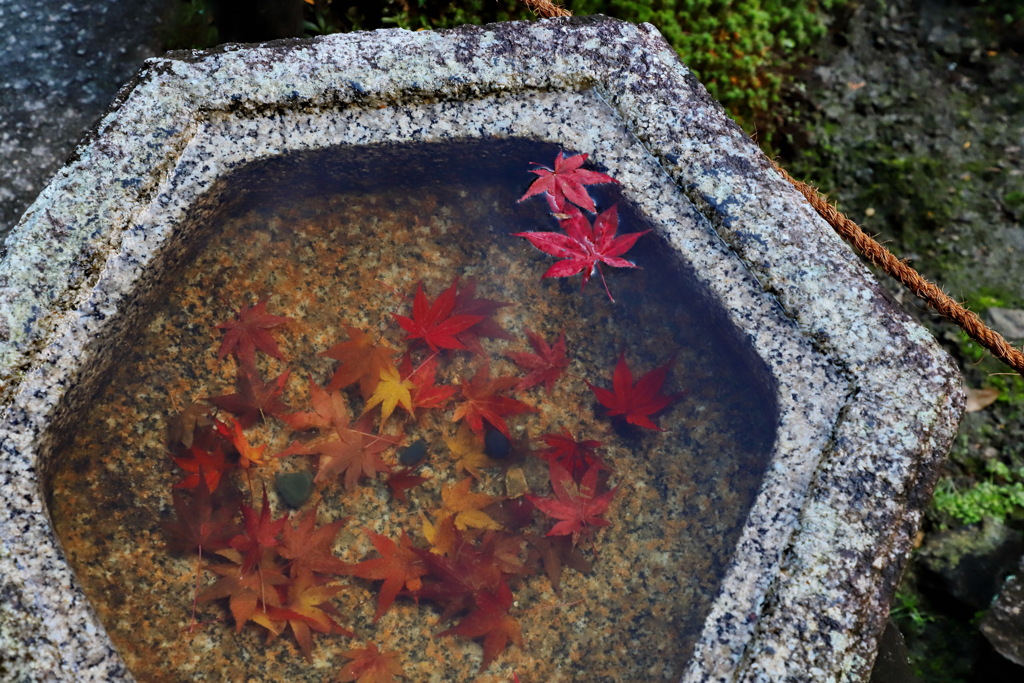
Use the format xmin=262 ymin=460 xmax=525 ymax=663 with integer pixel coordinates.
xmin=521 ymin=0 xmax=571 ymax=18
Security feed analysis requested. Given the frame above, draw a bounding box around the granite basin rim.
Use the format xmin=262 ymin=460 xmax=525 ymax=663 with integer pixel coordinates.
xmin=0 ymin=17 xmax=964 ymax=683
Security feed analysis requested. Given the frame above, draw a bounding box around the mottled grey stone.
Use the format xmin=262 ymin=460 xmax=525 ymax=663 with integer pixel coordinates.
xmin=0 ymin=0 xmax=166 ymax=241
xmin=987 ymin=307 xmax=1024 ymax=340
xmin=980 ymin=555 xmax=1024 ymax=667
xmin=0 ymin=17 xmax=963 ymax=682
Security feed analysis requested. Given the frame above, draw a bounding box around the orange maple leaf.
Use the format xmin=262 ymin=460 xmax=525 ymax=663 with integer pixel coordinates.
xmin=335 ymin=641 xmax=405 ymax=683
xmin=452 ymin=363 xmax=536 ymax=439
xmin=322 ymin=326 xmax=398 ymax=399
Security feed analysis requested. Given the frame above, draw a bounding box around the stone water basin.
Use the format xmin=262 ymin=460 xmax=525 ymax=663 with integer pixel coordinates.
xmin=0 ymin=16 xmax=963 ymax=683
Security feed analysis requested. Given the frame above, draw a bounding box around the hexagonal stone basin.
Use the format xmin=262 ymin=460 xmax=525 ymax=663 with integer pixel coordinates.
xmin=47 ymin=139 xmax=777 ymax=680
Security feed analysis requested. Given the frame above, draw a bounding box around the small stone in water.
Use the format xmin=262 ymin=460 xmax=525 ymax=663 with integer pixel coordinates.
xmin=399 ymin=439 xmax=428 ymax=467
xmin=275 ymin=471 xmax=314 ymax=508
xmin=484 ymin=427 xmax=511 ymax=459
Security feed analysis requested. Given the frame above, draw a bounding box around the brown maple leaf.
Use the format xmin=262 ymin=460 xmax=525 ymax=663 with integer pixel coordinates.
xmin=314 ymin=414 xmax=398 ymax=490
xmin=162 ymin=483 xmax=241 ymax=556
xmin=253 ymin=569 xmax=355 ymax=660
xmin=278 ymin=506 xmax=350 ymax=577
xmin=335 ymin=641 xmax=405 ymax=683
xmin=436 ymin=582 xmax=522 ymax=671
xmin=505 ymin=328 xmax=569 ymax=395
xmin=321 ymin=326 xmax=399 ymax=399
xmin=208 ymin=368 xmax=291 ymax=428
xmin=216 ymin=297 xmax=291 ymax=371
xmin=385 ymin=468 xmax=428 ymax=503
xmin=452 ymin=363 xmax=536 ymax=439
xmin=198 ymin=550 xmax=289 ymax=632
xmin=343 ymin=529 xmax=428 ymax=622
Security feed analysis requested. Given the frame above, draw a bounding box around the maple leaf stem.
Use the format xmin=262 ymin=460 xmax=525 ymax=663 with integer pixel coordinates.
xmin=188 ymin=548 xmax=203 ymax=633
xmin=596 ymin=265 xmax=615 ymax=303
xmin=405 ymin=350 xmax=440 ymax=382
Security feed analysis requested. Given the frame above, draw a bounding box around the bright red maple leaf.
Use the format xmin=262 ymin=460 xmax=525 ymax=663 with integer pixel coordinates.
xmin=392 ymin=281 xmax=484 ymax=352
xmin=216 ymin=297 xmax=291 ymax=371
xmin=452 ymin=363 xmax=536 ymax=439
xmin=505 ymin=329 xmax=569 ymax=395
xmin=536 ymin=429 xmax=607 ymax=481
xmin=527 ymin=461 xmax=617 ymax=546
xmin=229 ymin=490 xmax=289 ymax=573
xmin=586 ymin=353 xmax=680 ymax=430
xmin=343 ymin=529 xmax=428 ymax=622
xmin=518 ymin=151 xmax=617 ymax=213
xmin=208 ymin=368 xmax=291 ymax=428
xmin=514 ymin=205 xmax=649 ymax=301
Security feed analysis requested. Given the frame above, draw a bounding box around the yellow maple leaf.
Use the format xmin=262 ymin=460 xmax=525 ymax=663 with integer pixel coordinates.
xmin=443 ymin=424 xmax=499 ymax=479
xmin=363 ymin=365 xmax=414 ymax=423
xmin=431 ymin=478 xmax=502 ymax=534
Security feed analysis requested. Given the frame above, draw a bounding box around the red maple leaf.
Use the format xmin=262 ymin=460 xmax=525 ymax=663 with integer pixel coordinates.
xmin=451 ymin=278 xmax=513 ymax=353
xmin=343 ymin=529 xmax=428 ymax=622
xmin=514 ymin=205 xmax=649 ymax=301
xmin=518 ymin=151 xmax=617 ymax=213
xmin=527 ymin=461 xmax=617 ymax=546
xmin=392 ymin=281 xmax=484 ymax=352
xmin=452 ymin=363 xmax=536 ymax=439
xmin=536 ymin=429 xmax=606 ymax=481
xmin=386 ymin=467 xmax=429 ymax=503
xmin=399 ymin=353 xmax=456 ymax=412
xmin=436 ymin=581 xmax=523 ymax=671
xmin=172 ymin=444 xmax=234 ymax=492
xmin=208 ymin=368 xmax=291 ymax=428
xmin=229 ymin=490 xmax=288 ymax=573
xmin=162 ymin=483 xmax=240 ymax=555
xmin=505 ymin=329 xmax=569 ymax=395
xmin=278 ymin=506 xmax=350 ymax=577
xmin=586 ymin=353 xmax=680 ymax=430
xmin=215 ymin=297 xmax=291 ymax=371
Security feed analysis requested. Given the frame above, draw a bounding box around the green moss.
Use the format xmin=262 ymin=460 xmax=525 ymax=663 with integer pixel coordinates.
xmin=931 ymin=461 xmax=1024 ymax=527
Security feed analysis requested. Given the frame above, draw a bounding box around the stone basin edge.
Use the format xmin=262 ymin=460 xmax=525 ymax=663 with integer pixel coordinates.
xmin=0 ymin=15 xmax=964 ymax=683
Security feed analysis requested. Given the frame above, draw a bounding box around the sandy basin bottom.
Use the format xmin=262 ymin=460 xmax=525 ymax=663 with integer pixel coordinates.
xmin=48 ymin=141 xmax=775 ymax=682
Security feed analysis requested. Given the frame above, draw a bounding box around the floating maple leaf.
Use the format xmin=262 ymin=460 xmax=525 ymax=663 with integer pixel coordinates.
xmin=343 ymin=530 xmax=428 ymax=622
xmin=586 ymin=353 xmax=680 ymax=430
xmin=527 ymin=461 xmax=617 ymax=546
xmin=336 ymin=641 xmax=406 ymax=683
xmin=514 ymin=205 xmax=649 ymax=301
xmin=518 ymin=151 xmax=617 ymax=213
xmin=392 ymin=281 xmax=484 ymax=352
xmin=505 ymin=329 xmax=569 ymax=395
xmin=322 ymin=326 xmax=399 ymax=399
xmin=452 ymin=363 xmax=536 ymax=439
xmin=216 ymin=297 xmax=291 ymax=371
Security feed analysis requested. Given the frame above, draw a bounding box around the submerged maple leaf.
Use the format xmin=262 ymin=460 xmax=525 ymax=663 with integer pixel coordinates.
xmin=518 ymin=151 xmax=617 ymax=213
xmin=314 ymin=414 xmax=398 ymax=490
xmin=208 ymin=368 xmax=291 ymax=428
xmin=216 ymin=416 xmax=268 ymax=469
xmin=514 ymin=205 xmax=649 ymax=301
xmin=505 ymin=328 xmax=569 ymax=395
xmin=162 ymin=483 xmax=240 ymax=555
xmin=344 ymin=530 xmax=428 ymax=622
xmin=322 ymin=326 xmax=398 ymax=399
xmin=216 ymin=297 xmax=291 ymax=371
xmin=536 ymin=429 xmax=607 ymax=481
xmin=452 ymin=363 xmax=536 ymax=439
xmin=172 ymin=444 xmax=233 ymax=492
xmin=278 ymin=506 xmax=350 ymax=577
xmin=400 ymin=353 xmax=456 ymax=412
xmin=362 ymin=365 xmax=414 ymax=424
xmin=336 ymin=641 xmax=405 ymax=683
xmin=527 ymin=461 xmax=617 ymax=546
xmin=392 ymin=281 xmax=484 ymax=352
xmin=444 ymin=424 xmax=499 ymax=479
xmin=586 ymin=353 xmax=680 ymax=430
xmin=229 ymin=490 xmax=289 ymax=573
xmin=253 ymin=569 xmax=354 ymax=660
xmin=436 ymin=581 xmax=523 ymax=671
xmin=451 ymin=278 xmax=514 ymax=353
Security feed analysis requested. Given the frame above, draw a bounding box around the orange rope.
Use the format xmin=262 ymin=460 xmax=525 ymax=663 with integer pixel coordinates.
xmin=521 ymin=0 xmax=571 ymax=18
xmin=772 ymin=160 xmax=1024 ymax=377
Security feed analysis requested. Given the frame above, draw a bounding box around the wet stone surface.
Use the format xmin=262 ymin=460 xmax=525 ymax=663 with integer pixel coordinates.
xmin=47 ymin=140 xmax=776 ymax=681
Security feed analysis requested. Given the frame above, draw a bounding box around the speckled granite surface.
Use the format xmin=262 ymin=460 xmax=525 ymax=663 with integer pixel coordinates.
xmin=0 ymin=16 xmax=962 ymax=683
